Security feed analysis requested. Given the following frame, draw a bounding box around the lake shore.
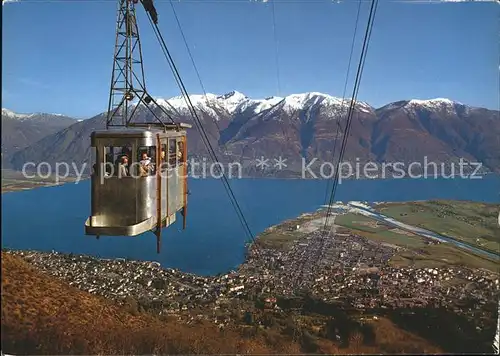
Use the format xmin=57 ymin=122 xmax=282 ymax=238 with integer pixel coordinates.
xmin=1 ymin=169 xmax=77 ymax=193
xmin=252 ymin=199 xmax=499 ymax=271
xmin=3 ymin=170 xmax=498 ymax=195
xmin=4 ymin=196 xmax=499 ymax=354
xmin=2 ymin=199 xmax=499 ymax=354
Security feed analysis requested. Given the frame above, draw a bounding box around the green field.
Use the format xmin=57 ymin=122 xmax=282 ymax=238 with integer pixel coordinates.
xmin=389 ymin=243 xmax=499 ymax=272
xmin=375 ymin=200 xmax=500 ymax=252
xmin=256 ymin=212 xmax=325 ymax=250
xmin=335 ymin=213 xmax=426 ymax=249
xmin=257 ymin=201 xmax=499 ymax=273
xmin=335 ymin=210 xmax=499 ymax=273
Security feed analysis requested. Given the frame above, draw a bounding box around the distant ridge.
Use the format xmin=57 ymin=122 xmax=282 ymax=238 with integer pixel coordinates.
xmin=1 ymin=109 xmax=77 ymax=168
xmin=3 ymin=91 xmax=499 ymax=176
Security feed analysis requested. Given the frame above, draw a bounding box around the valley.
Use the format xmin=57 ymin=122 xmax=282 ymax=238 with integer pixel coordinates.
xmin=3 ymin=0 xmax=498 ymax=354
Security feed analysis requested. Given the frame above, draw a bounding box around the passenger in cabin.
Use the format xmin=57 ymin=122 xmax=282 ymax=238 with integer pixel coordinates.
xmin=160 ymin=149 xmax=168 ymax=171
xmin=177 ymin=142 xmax=184 ymax=162
xmin=139 ymin=151 xmax=153 ymax=176
xmin=118 ymin=155 xmax=129 ymax=177
xmin=117 ymin=147 xmax=131 ymax=171
xmin=140 ymin=152 xmax=151 ymax=166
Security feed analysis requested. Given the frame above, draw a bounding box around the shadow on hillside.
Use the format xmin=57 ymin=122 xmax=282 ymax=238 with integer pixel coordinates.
xmin=386 ymin=306 xmax=497 ymax=354
xmin=278 ymin=294 xmax=497 ymax=354
xmin=278 ymin=295 xmax=377 ymax=350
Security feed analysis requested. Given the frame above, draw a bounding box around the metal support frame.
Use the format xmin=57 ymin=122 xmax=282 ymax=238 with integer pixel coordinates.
xmin=106 ymin=0 xmax=174 ymax=129
xmin=107 ymin=0 xmax=145 ymax=128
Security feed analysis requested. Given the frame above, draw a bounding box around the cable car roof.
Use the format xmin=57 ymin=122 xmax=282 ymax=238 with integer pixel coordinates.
xmin=91 ymin=124 xmax=191 ymax=139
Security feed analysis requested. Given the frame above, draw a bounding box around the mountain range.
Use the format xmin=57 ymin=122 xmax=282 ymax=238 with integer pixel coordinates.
xmin=3 ymin=91 xmax=499 ymax=177
xmin=1 ymin=108 xmax=78 ymax=168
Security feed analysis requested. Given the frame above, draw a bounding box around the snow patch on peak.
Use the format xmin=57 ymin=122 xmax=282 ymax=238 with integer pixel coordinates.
xmin=167 ymin=93 xmax=219 ymax=108
xmin=162 ymin=91 xmax=249 ymax=116
xmin=280 ymin=93 xmax=372 ymax=114
xmin=283 ymin=92 xmax=327 ymax=111
xmin=216 ymin=91 xmax=248 ymax=114
xmin=157 ymin=92 xmax=286 ymax=117
xmin=158 ymin=94 xmax=215 ymax=109
xmin=405 ymin=98 xmax=464 ymax=115
xmin=217 ymin=90 xmax=247 ymax=101
xmin=2 ymin=108 xmax=30 ymax=119
xmin=408 ymin=98 xmax=461 ymax=107
xmin=146 ymin=91 xmax=378 ymax=119
xmin=2 ymin=108 xmax=71 ymax=120
xmin=233 ymin=96 xmax=284 ymax=115
xmin=157 ymin=94 xmax=222 ymax=120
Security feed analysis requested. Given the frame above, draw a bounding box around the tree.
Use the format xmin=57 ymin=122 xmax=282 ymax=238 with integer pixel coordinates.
xmin=262 ymin=313 xmax=276 ymax=328
xmin=244 ymin=311 xmax=254 ymax=325
xmin=301 ymin=331 xmax=319 ymax=353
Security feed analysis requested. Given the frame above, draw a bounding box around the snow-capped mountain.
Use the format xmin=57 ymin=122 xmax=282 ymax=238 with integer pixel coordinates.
xmin=155 ymin=90 xmax=281 ymax=118
xmin=278 ymin=92 xmax=372 ymax=114
xmin=1 ymin=109 xmax=77 ymax=168
xmin=404 ymin=98 xmax=471 ymax=116
xmin=216 ymin=91 xmax=249 ymax=114
xmin=1 ymin=108 xmax=32 ymax=120
xmin=230 ymin=93 xmax=282 ymax=115
xmin=1 ymin=108 xmax=73 ymax=121
xmin=378 ymin=97 xmax=471 ymax=113
xmin=148 ymin=91 xmax=375 ymax=122
xmin=132 ymin=91 xmax=479 ymax=126
xmin=406 ymin=98 xmax=461 ymax=108
xmin=380 ymin=97 xmax=454 ymax=114
xmin=5 ymin=92 xmax=499 ymax=176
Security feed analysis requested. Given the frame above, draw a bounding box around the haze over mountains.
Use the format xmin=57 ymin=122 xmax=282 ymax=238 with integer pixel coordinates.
xmin=2 ymin=91 xmax=499 ymax=176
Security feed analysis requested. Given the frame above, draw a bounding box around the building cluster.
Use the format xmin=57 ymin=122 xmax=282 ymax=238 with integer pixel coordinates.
xmin=239 ymin=228 xmax=499 ymax=323
xmin=5 ymin=223 xmax=499 ymax=328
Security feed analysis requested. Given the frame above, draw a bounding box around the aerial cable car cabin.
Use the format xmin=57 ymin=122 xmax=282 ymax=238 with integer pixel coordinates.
xmin=85 ymin=125 xmax=190 ymax=249
xmin=84 ymin=0 xmax=191 ymax=253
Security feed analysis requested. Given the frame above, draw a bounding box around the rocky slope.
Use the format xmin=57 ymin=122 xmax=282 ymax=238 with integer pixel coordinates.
xmin=2 ymin=250 xmax=448 ymax=354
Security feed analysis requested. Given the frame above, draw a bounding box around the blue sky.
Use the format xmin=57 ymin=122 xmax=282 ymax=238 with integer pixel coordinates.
xmin=2 ymin=0 xmax=499 ymax=118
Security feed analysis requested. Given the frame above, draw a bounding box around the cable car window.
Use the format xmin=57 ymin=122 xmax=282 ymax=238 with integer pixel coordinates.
xmin=168 ymin=139 xmax=177 ymax=167
xmin=103 ymin=146 xmax=115 ymax=177
xmin=159 ymin=143 xmax=168 ymax=172
xmin=117 ymin=145 xmax=132 ymax=177
xmin=137 ymin=146 xmax=156 ymax=176
xmin=103 ymin=146 xmax=132 ymax=177
xmin=177 ymin=140 xmax=185 ymax=164
xmin=161 ymin=144 xmax=167 ymax=162
xmin=120 ymin=145 xmax=132 ymax=161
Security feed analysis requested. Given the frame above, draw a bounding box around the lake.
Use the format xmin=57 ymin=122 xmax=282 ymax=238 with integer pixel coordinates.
xmin=2 ymin=176 xmax=499 ymax=276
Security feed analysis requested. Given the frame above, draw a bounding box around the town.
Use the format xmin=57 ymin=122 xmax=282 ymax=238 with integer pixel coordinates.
xmin=5 ymin=209 xmax=498 ymax=335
